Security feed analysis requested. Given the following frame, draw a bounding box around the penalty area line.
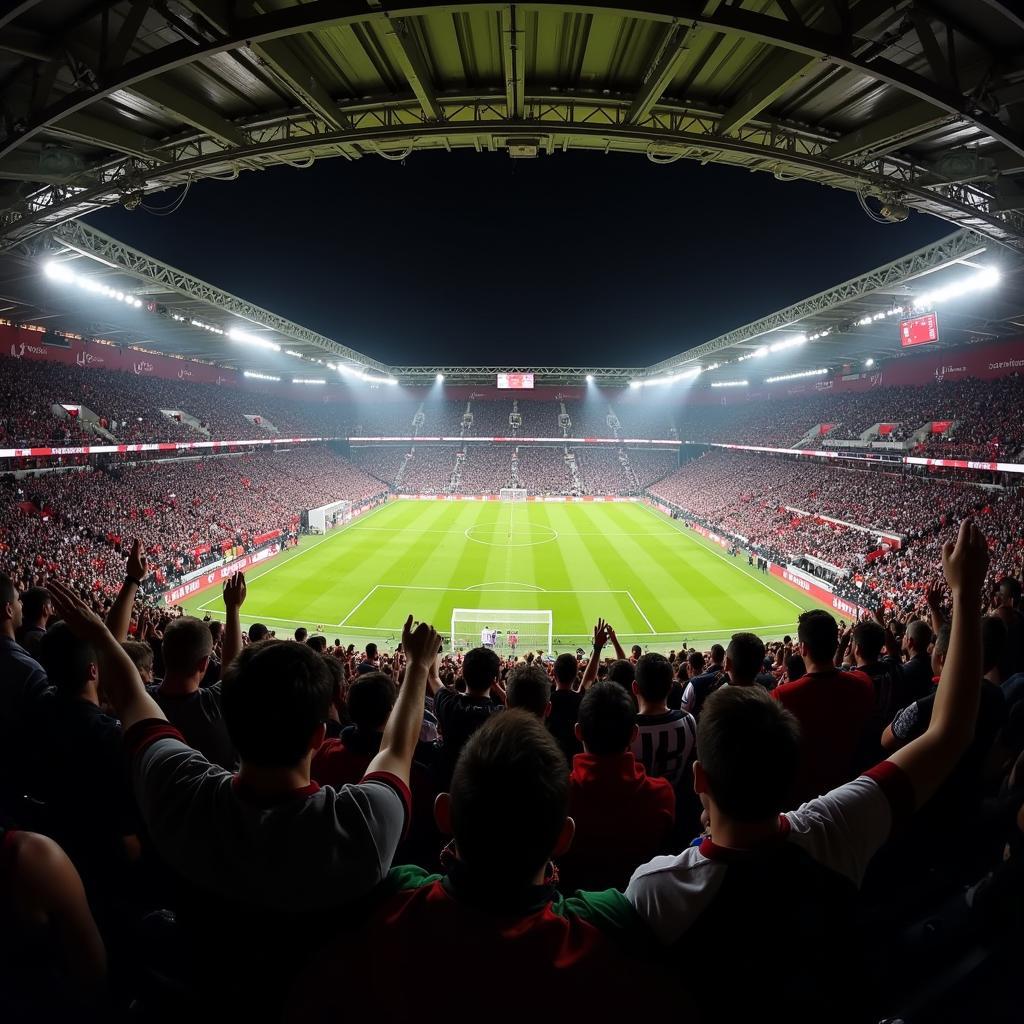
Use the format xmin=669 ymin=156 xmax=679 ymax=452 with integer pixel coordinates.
xmin=626 ymin=591 xmax=657 ymax=634
xmin=337 ymin=585 xmax=381 ymax=627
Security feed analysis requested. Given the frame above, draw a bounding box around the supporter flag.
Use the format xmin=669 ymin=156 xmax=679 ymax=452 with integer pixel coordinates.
xmin=878 ymin=424 xmax=895 ymax=436
xmin=931 ymin=420 xmax=954 ymax=434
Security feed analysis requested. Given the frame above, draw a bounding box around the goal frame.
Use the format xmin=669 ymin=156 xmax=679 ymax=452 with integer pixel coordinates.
xmin=499 ymin=487 xmax=528 ymax=502
xmin=450 ymin=607 xmax=553 ymax=654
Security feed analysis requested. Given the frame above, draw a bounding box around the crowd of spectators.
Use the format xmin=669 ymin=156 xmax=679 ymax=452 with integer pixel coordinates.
xmin=349 ymin=445 xmax=410 ymax=488
xmin=515 ymin=446 xmax=572 ymax=494
xmin=397 ymin=446 xmax=460 ymax=493
xmin=1 ymin=447 xmax=386 ymax=598
xmin=650 ymin=449 xmax=1024 ymax=616
xmin=2 ymin=507 xmax=1022 ymax=1020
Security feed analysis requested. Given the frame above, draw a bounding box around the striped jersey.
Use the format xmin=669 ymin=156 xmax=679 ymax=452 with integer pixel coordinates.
xmin=631 ymin=709 xmax=697 ymax=788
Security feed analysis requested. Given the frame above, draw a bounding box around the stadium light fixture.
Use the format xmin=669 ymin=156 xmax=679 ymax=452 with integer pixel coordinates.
xmin=43 ymin=259 xmax=145 ymax=308
xmin=243 ymin=370 xmax=280 ymax=381
xmin=912 ymin=266 xmax=1000 ymax=311
xmin=634 ymin=366 xmax=702 ymax=388
xmin=228 ymin=326 xmax=281 ymax=352
xmin=710 ymin=380 xmax=749 ymax=388
xmin=436 ymin=373 xmax=445 ymax=382
xmin=292 ymin=378 xmax=326 ymax=385
xmin=865 ymin=358 xmax=875 ymax=367
xmin=585 ymin=374 xmax=594 ymax=383
xmin=765 ymin=368 xmax=829 ymax=383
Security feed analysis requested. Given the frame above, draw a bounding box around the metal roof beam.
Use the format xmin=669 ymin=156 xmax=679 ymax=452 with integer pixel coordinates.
xmin=646 ymin=229 xmax=991 ymax=374
xmin=824 ymin=99 xmax=952 ymax=160
xmin=380 ymin=16 xmax=441 ymax=120
xmin=45 ymin=220 xmax=391 ymax=372
xmin=625 ymin=21 xmax=695 ymax=125
xmin=501 ymin=6 xmax=524 ymax=120
xmin=53 ymin=111 xmax=165 ymax=162
xmin=716 ymin=49 xmax=816 ymax=136
xmin=130 ymin=78 xmax=246 ymax=148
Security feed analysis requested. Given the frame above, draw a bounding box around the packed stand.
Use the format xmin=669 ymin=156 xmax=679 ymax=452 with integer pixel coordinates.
xmin=627 ymin=448 xmax=678 ymax=489
xmin=3 ymin=504 xmax=1023 ymax=1021
xmin=1 ymin=446 xmax=387 ymax=598
xmin=515 ymin=445 xmax=571 ymax=494
xmin=397 ymin=446 xmax=459 ymax=493
xmin=456 ymin=446 xmax=513 ymax=494
xmin=348 ymin=445 xmax=409 ymax=487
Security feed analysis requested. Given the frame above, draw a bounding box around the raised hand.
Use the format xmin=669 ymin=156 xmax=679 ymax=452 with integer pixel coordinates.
xmin=223 ymin=572 xmax=247 ymax=609
xmin=402 ymin=614 xmax=441 ymax=665
xmin=924 ymin=579 xmax=945 ymax=611
xmin=941 ymin=518 xmax=989 ymax=600
xmin=592 ymin=618 xmax=608 ymax=648
xmin=48 ymin=578 xmax=109 ymax=641
xmin=126 ymin=538 xmax=148 ymax=582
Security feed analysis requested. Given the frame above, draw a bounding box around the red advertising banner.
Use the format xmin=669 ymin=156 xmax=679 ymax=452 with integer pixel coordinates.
xmin=769 ymin=564 xmax=870 ymax=618
xmin=163 ymin=543 xmax=281 ymax=605
xmin=899 ymin=311 xmax=939 ymax=347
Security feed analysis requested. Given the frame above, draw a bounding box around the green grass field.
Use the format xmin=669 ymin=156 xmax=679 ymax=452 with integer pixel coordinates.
xmin=183 ymin=500 xmax=827 ymax=653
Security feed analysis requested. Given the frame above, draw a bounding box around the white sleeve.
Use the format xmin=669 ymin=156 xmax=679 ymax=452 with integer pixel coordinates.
xmin=783 ymin=763 xmax=913 ymax=887
xmin=681 ymin=681 xmax=696 ymax=714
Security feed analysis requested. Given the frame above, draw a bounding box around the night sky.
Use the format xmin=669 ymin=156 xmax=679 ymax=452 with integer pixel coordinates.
xmin=87 ymin=151 xmax=954 ymax=367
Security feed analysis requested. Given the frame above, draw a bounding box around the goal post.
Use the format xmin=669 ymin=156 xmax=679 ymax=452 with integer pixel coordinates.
xmin=450 ymin=608 xmax=553 ymax=655
xmin=499 ymin=487 xmax=528 ymax=502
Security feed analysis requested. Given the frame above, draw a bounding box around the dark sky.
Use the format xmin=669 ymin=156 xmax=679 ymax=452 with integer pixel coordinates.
xmin=87 ymin=151 xmax=953 ymax=367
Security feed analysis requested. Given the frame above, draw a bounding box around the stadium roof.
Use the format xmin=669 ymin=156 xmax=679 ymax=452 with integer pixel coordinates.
xmin=1 ymin=217 xmax=1021 ymax=385
xmin=2 ymin=1 xmax=1024 ymax=251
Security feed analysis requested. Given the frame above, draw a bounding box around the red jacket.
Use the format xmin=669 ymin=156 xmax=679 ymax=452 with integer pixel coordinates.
xmin=773 ymin=669 xmax=875 ymax=802
xmin=560 ymin=752 xmax=675 ymax=893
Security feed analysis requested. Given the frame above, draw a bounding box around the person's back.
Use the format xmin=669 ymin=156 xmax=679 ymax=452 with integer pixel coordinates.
xmin=37 ymin=624 xmax=137 ymax=889
xmin=434 ymin=646 xmax=503 ymax=784
xmin=291 ymin=713 xmax=678 ymax=1024
xmin=631 ymin=652 xmax=696 ymax=789
xmin=149 ymin=616 xmax=237 ymax=770
xmin=547 ymin=653 xmax=582 ymax=764
xmin=773 ymin=610 xmax=873 ymax=800
xmin=562 ymin=682 xmax=674 ymax=892
xmin=681 ymin=644 xmax=726 ymax=718
xmin=312 ymin=672 xmax=396 ymax=787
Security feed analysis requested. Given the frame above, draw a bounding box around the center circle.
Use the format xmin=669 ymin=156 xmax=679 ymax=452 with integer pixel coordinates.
xmin=465 ymin=523 xmax=559 ymax=548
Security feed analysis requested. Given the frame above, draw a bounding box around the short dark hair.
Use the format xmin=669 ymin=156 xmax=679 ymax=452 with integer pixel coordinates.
xmin=785 ymin=653 xmax=806 ymax=680
xmin=122 ymin=639 xmax=154 ymax=673
xmin=39 ymin=622 xmax=97 ymax=695
xmin=221 ymin=640 xmax=331 ymax=767
xmin=797 ymin=609 xmax=838 ymax=663
xmin=852 ymin=620 xmax=885 ymax=662
xmin=506 ymin=664 xmax=551 ymax=717
xmin=0 ymin=573 xmax=15 ymax=607
xmin=365 ymin=642 xmax=378 ymax=660
xmin=162 ymin=617 xmax=213 ymax=676
xmin=306 ymin=635 xmax=327 ymax=653
xmin=635 ymin=652 xmax=673 ymax=703
xmin=20 ymin=586 xmax=50 ymax=621
xmin=248 ymin=622 xmax=269 ymax=643
xmin=999 ymin=577 xmax=1022 ymax=604
xmin=577 ymin=681 xmax=635 ymax=756
xmin=294 ymin=627 xmax=308 ymax=642
xmin=710 ymin=644 xmax=725 ymax=664
xmin=462 ymin=647 xmax=500 ymax=693
xmin=698 ymin=686 xmax=800 ymax=822
xmin=905 ymin=618 xmax=932 ymax=654
xmin=347 ymin=671 xmax=397 ymax=732
xmin=450 ymin=712 xmax=568 ymax=887
xmin=687 ymin=650 xmax=705 ymax=673
xmin=933 ymin=623 xmax=951 ymax=663
xmin=608 ymin=659 xmax=635 ymax=689
xmin=983 ymin=615 xmax=1007 ymax=674
xmin=726 ymin=632 xmax=766 ymax=684
xmin=631 ymin=644 xmax=643 ymax=658
xmin=553 ymin=652 xmax=577 ymax=686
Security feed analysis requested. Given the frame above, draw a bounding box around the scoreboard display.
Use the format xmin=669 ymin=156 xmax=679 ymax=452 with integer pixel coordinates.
xmin=899 ymin=311 xmax=939 ymax=347
xmin=497 ymin=372 xmax=535 ymax=389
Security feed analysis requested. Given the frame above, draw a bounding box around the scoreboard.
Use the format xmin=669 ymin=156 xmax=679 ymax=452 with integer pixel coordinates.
xmin=899 ymin=311 xmax=939 ymax=347
xmin=497 ymin=372 xmax=535 ymax=389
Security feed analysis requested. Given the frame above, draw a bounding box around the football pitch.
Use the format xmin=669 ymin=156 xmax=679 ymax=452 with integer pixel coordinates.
xmin=183 ymin=500 xmax=826 ymax=653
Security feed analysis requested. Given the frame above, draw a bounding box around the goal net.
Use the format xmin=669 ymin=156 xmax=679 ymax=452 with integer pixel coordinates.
xmin=499 ymin=487 xmax=528 ymax=502
xmin=307 ymin=498 xmax=351 ymax=533
xmin=450 ymin=608 xmax=553 ymax=655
